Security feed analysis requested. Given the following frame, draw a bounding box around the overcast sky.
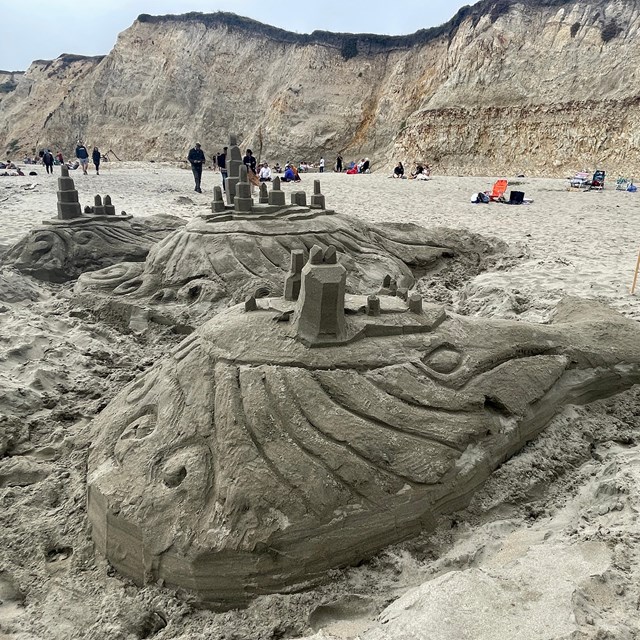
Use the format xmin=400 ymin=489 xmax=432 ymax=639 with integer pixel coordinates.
xmin=1 ymin=0 xmax=473 ymax=71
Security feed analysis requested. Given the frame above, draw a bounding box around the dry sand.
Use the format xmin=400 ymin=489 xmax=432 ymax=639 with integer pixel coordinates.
xmin=1 ymin=162 xmax=639 ymax=639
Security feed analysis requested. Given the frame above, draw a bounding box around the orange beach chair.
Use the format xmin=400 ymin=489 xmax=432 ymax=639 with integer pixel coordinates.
xmin=489 ymin=179 xmax=508 ymax=201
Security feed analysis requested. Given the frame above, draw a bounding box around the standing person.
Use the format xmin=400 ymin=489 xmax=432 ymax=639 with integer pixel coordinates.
xmin=187 ymin=142 xmax=205 ymax=193
xmin=56 ymin=151 xmax=64 ymax=164
xmin=336 ymin=154 xmax=343 ymax=173
xmin=92 ymin=146 xmax=101 ymax=175
xmin=217 ymin=147 xmax=228 ymax=189
xmin=75 ymin=141 xmax=89 ymax=175
xmin=319 ymin=157 xmax=325 ymax=173
xmin=42 ymin=149 xmax=54 ymax=175
xmin=243 ymin=149 xmax=257 ymax=175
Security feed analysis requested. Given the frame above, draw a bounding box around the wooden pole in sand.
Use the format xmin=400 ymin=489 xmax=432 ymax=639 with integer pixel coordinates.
xmin=632 ymin=248 xmax=640 ymax=294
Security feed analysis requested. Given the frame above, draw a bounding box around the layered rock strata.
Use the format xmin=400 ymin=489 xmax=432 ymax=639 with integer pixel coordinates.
xmin=2 ymin=1 xmax=640 ymax=175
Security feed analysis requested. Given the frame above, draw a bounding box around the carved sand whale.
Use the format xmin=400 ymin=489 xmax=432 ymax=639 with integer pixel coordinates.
xmin=3 ymin=165 xmax=184 ymax=282
xmin=87 ymin=246 xmax=640 ymax=608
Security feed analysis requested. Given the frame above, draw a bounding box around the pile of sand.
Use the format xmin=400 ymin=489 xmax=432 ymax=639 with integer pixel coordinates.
xmin=0 ymin=163 xmax=639 ymax=639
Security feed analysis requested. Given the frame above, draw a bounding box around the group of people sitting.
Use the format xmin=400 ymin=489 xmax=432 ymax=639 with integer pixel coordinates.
xmin=0 ymin=161 xmax=25 ymax=176
xmin=392 ymin=162 xmax=431 ymax=179
xmin=0 ymin=160 xmax=26 ymax=176
xmin=251 ymin=161 xmax=302 ymax=183
xmin=281 ymin=163 xmax=302 ymax=182
xmin=345 ymin=158 xmax=371 ymax=174
xmin=241 ymin=155 xmax=373 ymax=180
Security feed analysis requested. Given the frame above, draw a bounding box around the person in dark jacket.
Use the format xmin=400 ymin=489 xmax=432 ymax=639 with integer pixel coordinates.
xmin=75 ymin=142 xmax=89 ymax=175
xmin=242 ymin=149 xmax=257 ymax=175
xmin=188 ymin=142 xmax=205 ymax=193
xmin=42 ymin=149 xmax=54 ymax=175
xmin=92 ymin=147 xmax=101 ymax=175
xmin=216 ymin=146 xmax=228 ymax=189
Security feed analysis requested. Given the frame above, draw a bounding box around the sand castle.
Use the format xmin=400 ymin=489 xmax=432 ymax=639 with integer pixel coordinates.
xmin=87 ymin=244 xmax=640 ymax=607
xmin=2 ymin=165 xmax=184 ymax=282
xmin=74 ymin=134 xmax=503 ymax=328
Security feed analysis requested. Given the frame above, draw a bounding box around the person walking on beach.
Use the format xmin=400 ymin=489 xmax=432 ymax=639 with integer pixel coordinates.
xmin=319 ymin=157 xmax=325 ymax=173
xmin=92 ymin=146 xmax=101 ymax=175
xmin=336 ymin=154 xmax=343 ymax=173
xmin=217 ymin=147 xmax=228 ymax=189
xmin=188 ymin=142 xmax=205 ymax=193
xmin=75 ymin=142 xmax=89 ymax=175
xmin=42 ymin=149 xmax=54 ymax=175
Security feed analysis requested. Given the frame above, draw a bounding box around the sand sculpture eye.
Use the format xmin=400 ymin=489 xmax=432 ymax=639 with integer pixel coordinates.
xmin=161 ymin=457 xmax=188 ymax=488
xmin=113 ymin=407 xmax=158 ymax=463
xmin=113 ymin=277 xmax=144 ymax=295
xmin=118 ymin=410 xmax=156 ymax=441
xmin=422 ymin=346 xmax=462 ymax=374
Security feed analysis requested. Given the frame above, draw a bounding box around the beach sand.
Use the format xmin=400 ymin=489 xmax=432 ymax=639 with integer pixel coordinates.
xmin=1 ymin=162 xmax=639 ymax=639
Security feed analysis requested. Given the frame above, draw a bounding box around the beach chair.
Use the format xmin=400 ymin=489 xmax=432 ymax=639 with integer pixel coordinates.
xmin=489 ymin=179 xmax=508 ymax=201
xmin=569 ymin=171 xmax=589 ymax=189
xmin=588 ymin=170 xmax=605 ymax=191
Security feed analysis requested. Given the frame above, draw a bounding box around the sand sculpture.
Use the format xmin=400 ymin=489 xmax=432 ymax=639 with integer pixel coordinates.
xmin=87 ymin=244 xmax=640 ymax=607
xmin=3 ymin=165 xmax=185 ymax=282
xmin=74 ymin=134 xmax=496 ymax=325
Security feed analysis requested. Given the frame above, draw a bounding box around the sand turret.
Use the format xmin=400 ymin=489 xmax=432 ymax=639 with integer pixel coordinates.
xmin=56 ymin=165 xmax=82 ymax=220
xmin=294 ymin=245 xmax=346 ymax=345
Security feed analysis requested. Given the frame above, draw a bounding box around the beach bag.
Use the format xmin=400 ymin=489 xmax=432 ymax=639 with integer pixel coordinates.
xmin=471 ymin=192 xmax=489 ymax=203
xmin=509 ymin=190 xmax=525 ymax=204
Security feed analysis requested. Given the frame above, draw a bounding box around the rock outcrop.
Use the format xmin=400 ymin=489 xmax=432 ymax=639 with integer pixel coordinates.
xmin=1 ymin=0 xmax=640 ymax=176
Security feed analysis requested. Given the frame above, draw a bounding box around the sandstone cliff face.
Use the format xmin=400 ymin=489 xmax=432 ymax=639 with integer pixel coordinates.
xmin=1 ymin=0 xmax=639 ymax=176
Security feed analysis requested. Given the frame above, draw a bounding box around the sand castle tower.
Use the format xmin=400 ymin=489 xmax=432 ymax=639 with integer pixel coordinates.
xmin=56 ymin=165 xmax=82 ymax=220
xmin=225 ymin=134 xmax=243 ymax=204
xmin=234 ymin=166 xmax=254 ymax=213
xmin=293 ymin=245 xmax=347 ymax=345
xmin=268 ymin=176 xmax=286 ymax=207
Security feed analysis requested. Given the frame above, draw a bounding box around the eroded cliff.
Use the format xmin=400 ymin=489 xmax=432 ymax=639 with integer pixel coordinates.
xmin=1 ymin=0 xmax=638 ymax=176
